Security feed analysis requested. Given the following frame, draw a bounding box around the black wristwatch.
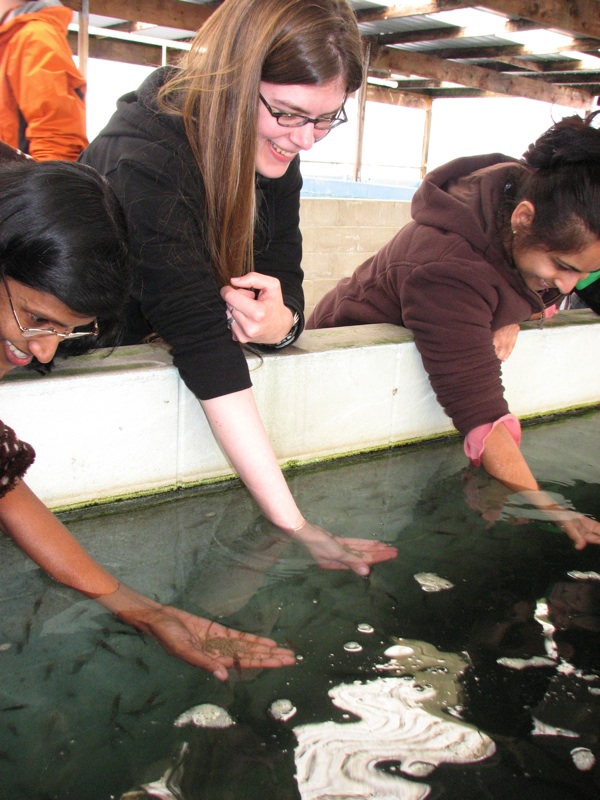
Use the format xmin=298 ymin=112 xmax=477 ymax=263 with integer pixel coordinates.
xmin=273 ymin=311 xmax=301 ymax=349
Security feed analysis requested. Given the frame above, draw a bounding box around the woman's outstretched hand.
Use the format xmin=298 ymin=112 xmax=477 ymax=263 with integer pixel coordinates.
xmin=98 ymin=584 xmax=295 ymax=681
xmin=286 ymin=520 xmax=397 ymax=576
xmin=521 ymin=494 xmax=600 ymax=550
xmin=561 ymin=514 xmax=600 ymax=550
xmin=505 ymin=489 xmax=600 ymax=550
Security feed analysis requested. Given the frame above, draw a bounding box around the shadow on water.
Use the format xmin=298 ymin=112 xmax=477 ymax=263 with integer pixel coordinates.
xmin=0 ymin=411 xmax=598 ymax=799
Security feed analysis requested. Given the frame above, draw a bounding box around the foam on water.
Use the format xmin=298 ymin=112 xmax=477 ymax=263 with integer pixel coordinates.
xmin=293 ymin=675 xmax=495 ymax=799
xmin=292 ymin=639 xmax=495 ymax=799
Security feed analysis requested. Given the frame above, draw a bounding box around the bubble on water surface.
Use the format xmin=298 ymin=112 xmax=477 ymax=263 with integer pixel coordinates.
xmin=173 ymin=703 xmax=234 ymax=729
xmin=497 ymin=656 xmax=556 ymax=670
xmin=344 ymin=641 xmax=363 ymax=653
xmin=384 ymin=644 xmax=414 ymax=659
xmin=357 ymin=623 xmax=375 ymax=634
xmin=567 ymin=570 xmax=600 ymax=581
xmin=571 ymin=747 xmax=595 ymax=771
xmin=531 ymin=717 xmax=578 ymax=738
xmin=414 ymin=572 xmax=454 ymax=592
xmin=269 ymin=699 xmax=297 ymax=722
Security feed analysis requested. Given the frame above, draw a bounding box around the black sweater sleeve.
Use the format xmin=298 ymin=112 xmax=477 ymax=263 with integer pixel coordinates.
xmin=106 ymin=146 xmax=252 ymax=400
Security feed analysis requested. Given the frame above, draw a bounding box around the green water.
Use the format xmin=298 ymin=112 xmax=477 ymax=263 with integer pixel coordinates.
xmin=0 ymin=411 xmax=598 ymax=799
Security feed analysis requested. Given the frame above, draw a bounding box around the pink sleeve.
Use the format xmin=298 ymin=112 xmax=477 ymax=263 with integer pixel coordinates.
xmin=464 ymin=413 xmax=522 ymax=467
xmin=544 ymin=304 xmax=559 ymax=318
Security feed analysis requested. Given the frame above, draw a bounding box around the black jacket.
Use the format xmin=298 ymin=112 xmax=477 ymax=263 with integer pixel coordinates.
xmin=80 ymin=67 xmax=304 ymax=400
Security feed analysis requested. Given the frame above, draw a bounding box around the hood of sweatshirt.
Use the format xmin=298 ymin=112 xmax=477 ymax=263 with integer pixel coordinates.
xmin=0 ymin=1 xmax=71 ymax=38
xmin=413 ymin=153 xmax=523 ymax=265
xmin=410 ymin=152 xmax=558 ymax=306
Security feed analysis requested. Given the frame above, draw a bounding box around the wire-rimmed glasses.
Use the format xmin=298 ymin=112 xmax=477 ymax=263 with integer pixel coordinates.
xmin=2 ymin=276 xmax=99 ymax=339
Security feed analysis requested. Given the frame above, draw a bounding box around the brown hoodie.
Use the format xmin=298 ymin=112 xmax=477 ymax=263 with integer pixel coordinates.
xmin=308 ymin=154 xmax=562 ymax=435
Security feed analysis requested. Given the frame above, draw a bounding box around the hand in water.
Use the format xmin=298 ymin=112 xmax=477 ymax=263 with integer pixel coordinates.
xmin=287 ymin=520 xmax=397 ymax=576
xmin=517 ymin=490 xmax=600 ymax=550
xmin=99 ymin=583 xmax=295 ymax=680
xmin=558 ymin=514 xmax=600 ymax=550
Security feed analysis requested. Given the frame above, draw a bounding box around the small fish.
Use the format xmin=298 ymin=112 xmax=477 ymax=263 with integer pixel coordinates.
xmin=111 ymin=720 xmax=134 ymax=739
xmin=126 ymin=690 xmax=165 ymax=717
xmin=44 ymin=709 xmax=66 ymax=737
xmin=110 ymin=692 xmax=122 ymax=722
xmin=15 ymin=618 xmax=33 ymax=653
xmin=94 ymin=638 xmax=122 ymax=657
xmin=134 ymin=656 xmax=150 ymax=674
xmin=0 ymin=704 xmax=27 ymax=712
xmin=112 ymin=627 xmax=144 ymax=640
xmin=71 ymin=653 xmax=92 ymax=674
xmin=68 ymin=606 xmax=91 ymax=622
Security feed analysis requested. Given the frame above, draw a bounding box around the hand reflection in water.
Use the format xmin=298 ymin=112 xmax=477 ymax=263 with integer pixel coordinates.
xmin=187 ymin=510 xmax=396 ymax=625
xmin=286 ymin=519 xmax=397 ymax=576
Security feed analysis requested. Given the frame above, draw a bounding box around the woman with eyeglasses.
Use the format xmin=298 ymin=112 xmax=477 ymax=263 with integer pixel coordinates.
xmin=0 ymin=147 xmax=295 ymax=679
xmin=80 ymin=0 xmax=397 ymax=574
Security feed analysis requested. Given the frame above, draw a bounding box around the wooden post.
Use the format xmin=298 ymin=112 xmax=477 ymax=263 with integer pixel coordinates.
xmin=353 ymin=40 xmax=371 ymax=183
xmin=420 ymin=98 xmax=432 ymax=179
xmin=77 ymin=0 xmax=89 ymax=78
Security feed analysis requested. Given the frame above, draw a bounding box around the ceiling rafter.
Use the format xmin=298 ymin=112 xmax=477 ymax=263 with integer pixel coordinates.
xmin=372 ymin=46 xmax=595 ymax=106
xmin=63 ymin=0 xmax=600 ymax=110
xmin=62 ymin=0 xmax=216 ymax=30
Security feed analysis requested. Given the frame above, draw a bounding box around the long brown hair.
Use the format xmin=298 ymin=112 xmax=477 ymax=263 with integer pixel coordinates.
xmin=158 ymin=0 xmax=363 ymax=286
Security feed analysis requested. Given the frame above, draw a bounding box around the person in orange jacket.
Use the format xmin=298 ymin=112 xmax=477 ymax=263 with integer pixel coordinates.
xmin=0 ymin=0 xmax=87 ymax=160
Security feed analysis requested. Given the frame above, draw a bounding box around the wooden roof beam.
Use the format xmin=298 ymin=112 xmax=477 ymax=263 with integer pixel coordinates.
xmin=356 ymin=2 xmax=471 ymax=24
xmin=62 ymin=0 xmax=217 ymax=31
xmin=357 ymin=0 xmax=600 ymax=41
xmin=478 ymin=0 xmax=600 ymax=41
xmin=367 ymin=84 xmax=433 ymax=110
xmin=372 ymin=45 xmax=595 ymax=107
xmin=404 ymin=43 xmax=526 ymax=59
xmin=374 ymin=17 xmax=541 ymax=47
xmin=68 ymin=29 xmax=180 ymax=66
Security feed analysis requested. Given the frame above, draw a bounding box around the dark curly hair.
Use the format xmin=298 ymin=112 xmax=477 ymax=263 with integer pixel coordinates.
xmin=513 ymin=110 xmax=600 ymax=252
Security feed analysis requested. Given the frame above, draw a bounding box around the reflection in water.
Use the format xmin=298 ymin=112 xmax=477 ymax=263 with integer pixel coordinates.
xmin=0 ymin=411 xmax=598 ymax=799
xmin=293 ymin=641 xmax=495 ymax=800
xmin=139 ymin=641 xmax=496 ymax=800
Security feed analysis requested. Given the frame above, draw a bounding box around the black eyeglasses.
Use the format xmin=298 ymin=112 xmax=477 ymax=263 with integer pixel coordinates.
xmin=2 ymin=276 xmax=99 ymax=339
xmin=259 ymin=94 xmax=347 ymax=131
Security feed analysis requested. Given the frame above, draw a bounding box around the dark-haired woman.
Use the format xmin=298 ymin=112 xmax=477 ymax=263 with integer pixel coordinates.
xmin=309 ymin=112 xmax=600 ymax=549
xmin=0 ymin=147 xmax=295 ymax=679
xmin=81 ymin=0 xmax=397 ymax=574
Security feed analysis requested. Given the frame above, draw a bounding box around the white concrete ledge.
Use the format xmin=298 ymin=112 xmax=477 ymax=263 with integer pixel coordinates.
xmin=2 ymin=310 xmax=598 ymax=509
